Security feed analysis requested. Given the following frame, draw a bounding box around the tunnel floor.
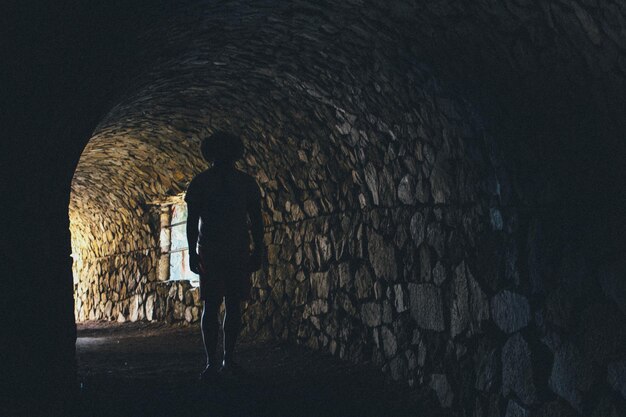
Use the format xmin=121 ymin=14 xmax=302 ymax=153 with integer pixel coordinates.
xmin=75 ymin=321 xmax=434 ymax=417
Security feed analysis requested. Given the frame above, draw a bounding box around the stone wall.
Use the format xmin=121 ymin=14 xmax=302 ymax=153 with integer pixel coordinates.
xmin=71 ymin=80 xmax=520 ymax=415
xmin=69 ymin=74 xmax=625 ymax=417
xmin=67 ymin=1 xmax=626 ymax=416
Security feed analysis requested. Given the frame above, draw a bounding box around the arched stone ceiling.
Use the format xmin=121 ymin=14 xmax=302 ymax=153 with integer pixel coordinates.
xmin=70 ymin=0 xmax=626 ymax=264
xmin=77 ymin=0 xmax=626 ymax=180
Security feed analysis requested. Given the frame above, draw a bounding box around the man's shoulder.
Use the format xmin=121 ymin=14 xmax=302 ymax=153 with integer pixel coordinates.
xmin=185 ymin=170 xmax=211 ymax=202
xmin=190 ymin=169 xmax=212 ymax=184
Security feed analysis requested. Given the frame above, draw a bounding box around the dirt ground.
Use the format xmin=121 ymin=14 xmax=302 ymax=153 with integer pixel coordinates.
xmin=74 ymin=321 xmax=436 ymax=417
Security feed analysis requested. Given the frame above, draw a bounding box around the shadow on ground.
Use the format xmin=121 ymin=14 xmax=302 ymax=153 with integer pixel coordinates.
xmin=74 ymin=322 xmax=438 ymax=417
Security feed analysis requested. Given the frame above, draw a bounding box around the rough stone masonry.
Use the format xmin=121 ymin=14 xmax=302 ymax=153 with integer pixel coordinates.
xmin=67 ymin=1 xmax=626 ymax=416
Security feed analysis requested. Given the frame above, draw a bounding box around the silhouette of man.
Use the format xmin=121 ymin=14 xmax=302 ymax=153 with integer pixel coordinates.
xmin=185 ymin=131 xmax=264 ymax=382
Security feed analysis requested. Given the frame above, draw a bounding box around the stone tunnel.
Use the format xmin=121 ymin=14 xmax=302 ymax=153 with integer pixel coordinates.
xmin=4 ymin=1 xmax=626 ymax=416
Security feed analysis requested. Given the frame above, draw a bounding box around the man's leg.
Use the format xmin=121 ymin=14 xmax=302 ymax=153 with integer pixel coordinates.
xmin=222 ymin=294 xmax=242 ymax=366
xmin=201 ymin=293 xmax=221 ymax=369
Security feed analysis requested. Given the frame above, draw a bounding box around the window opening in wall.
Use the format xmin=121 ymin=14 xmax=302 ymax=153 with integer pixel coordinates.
xmin=158 ymin=197 xmax=199 ymax=285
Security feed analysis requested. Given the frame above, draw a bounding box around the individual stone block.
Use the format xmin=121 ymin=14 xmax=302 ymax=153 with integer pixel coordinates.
xmin=475 ymin=346 xmax=498 ymax=392
xmin=491 ymin=290 xmax=530 ymax=333
xmin=417 ymin=339 xmax=427 ymax=367
xmin=381 ymin=326 xmax=398 ymax=358
xmin=184 ymin=306 xmax=193 ymax=322
xmin=429 ymin=156 xmax=453 ymax=203
xmin=168 ymin=283 xmax=177 ymax=299
xmin=378 ymin=167 xmax=396 ymax=206
xmin=467 ymin=268 xmax=489 ymax=325
xmin=406 ymin=349 xmax=417 ymax=370
xmin=129 ymin=294 xmax=142 ymax=322
xmin=382 ymin=300 xmax=393 ymax=324
xmin=432 ymin=261 xmax=446 ymax=286
xmin=172 ymin=300 xmax=185 ymax=320
xmin=373 ymin=280 xmax=384 ymax=300
xmin=397 ymin=175 xmax=416 ymax=205
xmin=294 ymin=281 xmax=309 ymax=306
xmin=489 ymin=208 xmax=503 ymax=231
xmin=364 ymin=163 xmax=379 ymax=205
xmin=388 ymin=356 xmax=406 ymax=381
xmin=338 ymin=293 xmax=357 ymax=317
xmin=394 ymin=222 xmax=409 ymax=250
xmin=267 ymin=244 xmax=280 ymax=265
xmin=303 ymin=199 xmax=319 ymax=217
xmin=337 ymin=262 xmax=351 ymax=288
xmin=145 ymin=293 xmax=155 ymax=321
xmin=367 ymin=229 xmax=397 ymax=281
xmin=361 ymin=302 xmax=382 ymax=327
xmin=410 ymin=211 xmax=426 ymax=247
xmin=502 ymin=333 xmax=537 ymax=405
xmin=191 ymin=306 xmax=200 ymax=322
xmin=426 ymin=222 xmax=445 ymax=258
xmin=417 ymin=246 xmax=431 ymax=284
xmin=450 ymin=262 xmax=470 ymax=338
xmin=393 ymin=284 xmax=408 ymax=313
xmin=104 ymin=300 xmax=113 ymax=318
xmin=270 ymin=273 xmax=286 ymax=300
xmin=310 ymin=299 xmax=329 ymax=316
xmin=429 ymin=373 xmax=453 ymax=408
xmin=355 ymin=265 xmax=374 ymax=299
xmin=310 ymin=271 xmax=330 ymax=299
xmin=549 ymin=343 xmax=593 ymax=413
xmin=315 ymin=235 xmax=332 ymax=268
xmin=409 ymin=283 xmax=445 ymax=331
xmin=415 ymin=176 xmax=429 ymax=203
xmin=184 ymin=288 xmax=194 ymax=305
xmin=191 ymin=288 xmax=200 ymax=306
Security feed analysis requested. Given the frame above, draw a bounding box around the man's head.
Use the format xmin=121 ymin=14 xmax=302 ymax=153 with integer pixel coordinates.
xmin=200 ymin=131 xmax=244 ymax=164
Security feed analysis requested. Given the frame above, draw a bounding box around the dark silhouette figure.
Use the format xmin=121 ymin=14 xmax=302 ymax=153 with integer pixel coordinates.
xmin=185 ymin=131 xmax=264 ymax=382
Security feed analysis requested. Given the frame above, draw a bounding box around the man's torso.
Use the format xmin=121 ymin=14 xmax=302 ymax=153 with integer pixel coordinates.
xmin=186 ymin=166 xmax=255 ymax=256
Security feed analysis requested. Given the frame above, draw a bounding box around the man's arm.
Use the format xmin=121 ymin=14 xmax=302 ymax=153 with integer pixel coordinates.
xmin=248 ymin=183 xmax=265 ymax=272
xmin=186 ymin=204 xmax=200 ymax=274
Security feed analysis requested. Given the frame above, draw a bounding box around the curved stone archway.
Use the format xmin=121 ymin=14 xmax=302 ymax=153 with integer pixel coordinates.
xmin=69 ymin=10 xmax=515 ymax=411
xmin=71 ymin=31 xmax=503 ymax=336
